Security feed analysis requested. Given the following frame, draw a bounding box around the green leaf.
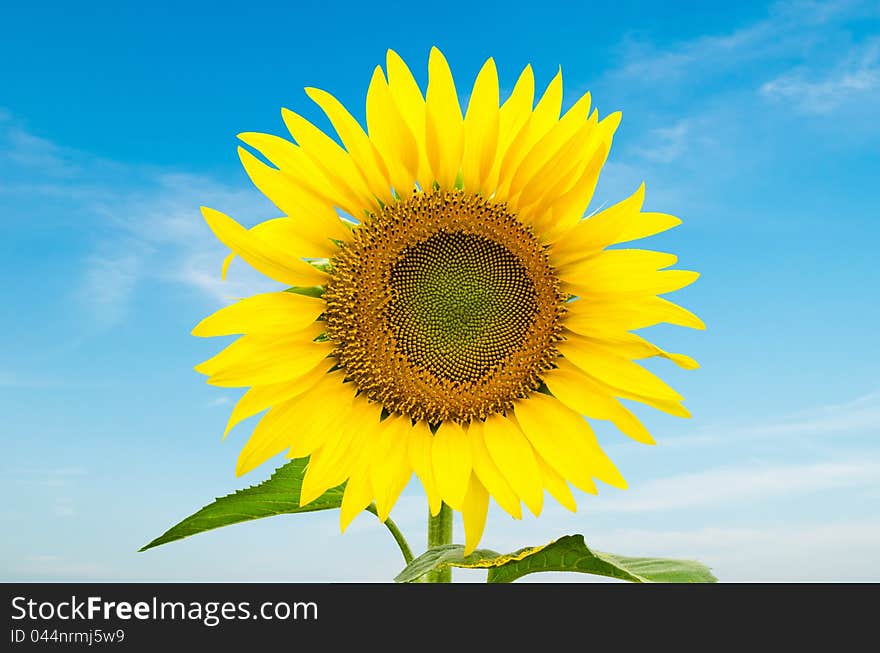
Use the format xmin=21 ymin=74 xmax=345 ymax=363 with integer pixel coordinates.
xmin=139 ymin=459 xmax=343 ymax=552
xmin=395 ymin=535 xmax=717 ymax=583
xmin=285 ymin=285 xmax=324 ymax=298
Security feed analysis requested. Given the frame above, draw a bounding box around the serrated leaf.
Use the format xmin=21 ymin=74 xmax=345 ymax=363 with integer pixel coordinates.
xmin=394 ymin=545 xmax=504 ymax=583
xmin=395 ymin=535 xmax=717 ymax=583
xmin=139 ymin=458 xmax=342 ymax=552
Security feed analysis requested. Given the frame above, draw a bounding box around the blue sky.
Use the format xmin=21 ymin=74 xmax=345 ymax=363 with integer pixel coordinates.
xmin=2 ymin=0 xmax=879 ymax=581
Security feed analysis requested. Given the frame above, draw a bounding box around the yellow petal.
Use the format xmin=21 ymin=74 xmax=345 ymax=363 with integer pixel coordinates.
xmin=534 ymin=451 xmax=577 ymax=512
xmin=194 ymin=320 xmax=323 ymax=376
xmin=339 ymin=468 xmax=374 ymax=532
xmin=567 ymin=329 xmax=699 ymax=370
xmin=425 ymin=47 xmax=464 ymax=189
xmin=616 ymin=211 xmax=683 ymax=244
xmin=514 ymin=393 xmax=627 ymax=492
xmin=558 ymin=336 xmax=685 ymax=402
xmin=461 ymin=58 xmax=499 ymax=193
xmin=468 ymin=420 xmax=522 ymax=519
xmin=235 ymin=136 xmax=343 ymax=220
xmin=461 ymin=474 xmax=489 ymax=555
xmin=284 ymin=371 xmax=353 ymax=458
xmin=408 ymin=419 xmax=443 ymax=516
xmin=385 ymin=49 xmax=431 ymax=189
xmin=565 ymin=295 xmax=706 ymax=332
xmin=305 ymin=86 xmax=393 ymax=204
xmin=218 ymin=215 xmax=346 ymax=280
xmin=281 ymin=108 xmax=377 ymax=218
xmin=221 ymin=358 xmax=335 ymax=438
xmin=199 ymin=331 xmax=332 ymax=388
xmin=481 ymin=413 xmax=543 ymax=517
xmin=431 ymin=420 xmax=472 ymax=510
xmin=549 ymin=183 xmax=645 ymax=266
xmin=531 ymin=68 xmax=564 ymax=134
xmin=514 ymin=116 xmax=596 ymax=219
xmin=201 ymin=206 xmax=327 ymax=287
xmin=544 ymin=358 xmax=656 ymax=445
xmin=366 ymin=66 xmax=419 ymax=195
xmin=508 ymin=90 xmax=591 ymax=200
xmin=235 ymin=371 xmax=349 ymax=476
xmin=370 ymin=415 xmax=414 ymax=521
xmin=564 ymin=267 xmax=700 ymax=298
xmin=299 ymin=397 xmax=380 ymax=505
xmin=540 ymin=111 xmax=622 ymax=237
xmin=192 ymin=291 xmax=325 ymax=337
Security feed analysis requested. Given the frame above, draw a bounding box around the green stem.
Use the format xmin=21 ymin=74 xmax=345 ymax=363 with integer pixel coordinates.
xmin=366 ymin=505 xmax=414 ymax=564
xmin=426 ymin=503 xmax=454 ymax=583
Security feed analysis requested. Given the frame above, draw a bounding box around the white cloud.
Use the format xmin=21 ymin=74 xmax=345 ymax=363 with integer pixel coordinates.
xmin=0 ymin=114 xmax=281 ymax=328
xmin=592 ymin=458 xmax=880 ymax=513
xmin=761 ymin=38 xmax=880 ymax=112
xmin=634 ymin=120 xmax=692 ymax=163
xmin=667 ymin=389 xmax=880 ymax=446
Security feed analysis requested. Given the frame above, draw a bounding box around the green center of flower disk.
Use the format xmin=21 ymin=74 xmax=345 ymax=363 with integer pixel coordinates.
xmin=389 ymin=232 xmax=538 ymax=381
xmin=324 ymin=190 xmax=566 ymax=424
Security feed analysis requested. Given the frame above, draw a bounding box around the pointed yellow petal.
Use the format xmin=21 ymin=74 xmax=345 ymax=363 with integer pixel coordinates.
xmin=201 ymin=207 xmax=327 ymax=287
xmin=370 ymin=416 xmax=413 ymax=521
xmin=281 ymin=108 xmax=377 ymax=217
xmin=481 ymin=413 xmax=543 ymax=517
xmin=549 ymin=184 xmax=645 ymax=266
xmin=567 ymin=329 xmax=699 ymax=370
xmin=493 ymin=68 xmax=565 ymax=201
xmin=544 ymin=358 xmax=656 ymax=445
xmin=305 ymin=86 xmax=393 ymax=204
xmin=408 ymin=419 xmax=443 ymax=516
xmin=514 ymin=393 xmax=627 ymax=492
xmin=218 ymin=214 xmax=347 ymax=279
xmin=235 ymin=371 xmax=349 ymax=476
xmin=222 ymin=358 xmax=335 ymax=438
xmin=531 ymin=68 xmax=563 ymax=133
xmin=299 ymin=397 xmax=380 ymax=504
xmin=431 ymin=420 xmax=472 ymax=510
xmin=425 ymin=47 xmax=463 ymax=189
xmin=200 ymin=332 xmax=332 ymax=388
xmin=485 ymin=64 xmax=534 ymax=193
xmin=461 ymin=474 xmax=489 ymax=555
xmin=340 ymin=468 xmax=374 ymax=532
xmin=235 ymin=136 xmax=343 ymax=220
xmin=540 ymin=111 xmax=622 ymax=237
xmin=558 ymin=336 xmax=684 ymax=402
xmin=565 ymin=295 xmax=706 ymax=332
xmin=513 ymin=116 xmax=596 ymax=218
xmin=508 ymin=90 xmax=591 ymax=200
xmin=284 ymin=371 xmax=353 ymax=458
xmin=461 ymin=58 xmax=499 ymax=193
xmin=468 ymin=420 xmax=522 ymax=519
xmin=194 ymin=321 xmax=324 ymax=377
xmin=534 ymin=451 xmax=577 ymax=511
xmin=366 ymin=66 xmax=419 ymax=194
xmin=386 ymin=49 xmax=431 ymax=188
xmin=192 ymin=291 xmax=325 ymax=337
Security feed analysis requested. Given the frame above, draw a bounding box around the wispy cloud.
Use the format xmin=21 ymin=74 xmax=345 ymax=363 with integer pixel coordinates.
xmin=667 ymin=390 xmax=880 ymax=446
xmin=592 ymin=458 xmax=880 ymax=513
xmin=761 ymin=38 xmax=880 ymax=113
xmin=0 ymin=113 xmax=280 ymax=329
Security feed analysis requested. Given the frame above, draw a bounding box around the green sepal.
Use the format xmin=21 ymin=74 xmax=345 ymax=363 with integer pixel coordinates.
xmin=284 ymin=285 xmax=324 ymax=298
xmin=395 ymin=534 xmax=717 ymax=583
xmin=139 ymin=459 xmax=342 ymax=552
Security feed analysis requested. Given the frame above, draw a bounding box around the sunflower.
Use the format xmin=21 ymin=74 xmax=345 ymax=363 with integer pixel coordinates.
xmin=195 ymin=47 xmax=702 ymax=555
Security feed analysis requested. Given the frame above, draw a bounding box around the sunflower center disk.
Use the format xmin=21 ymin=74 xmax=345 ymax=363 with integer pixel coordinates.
xmin=324 ymin=190 xmax=566 ymax=424
xmin=389 ymin=232 xmax=538 ymax=382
